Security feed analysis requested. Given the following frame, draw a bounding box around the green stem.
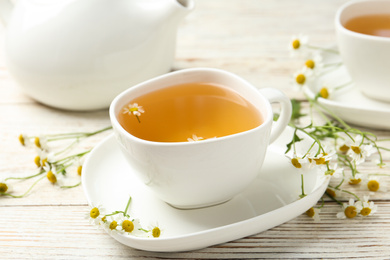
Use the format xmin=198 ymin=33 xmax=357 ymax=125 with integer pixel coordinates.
xmin=53 ymin=150 xmax=91 ymax=164
xmin=61 ymin=182 xmax=81 ymax=189
xmin=300 ymin=174 xmax=306 ymax=198
xmin=124 ymin=196 xmax=132 ymax=215
xmin=325 ymin=191 xmax=343 ymax=206
xmin=46 ymin=126 xmax=112 ymax=142
xmin=2 ymin=175 xmax=46 ymax=198
xmin=5 ymin=170 xmax=44 ymax=181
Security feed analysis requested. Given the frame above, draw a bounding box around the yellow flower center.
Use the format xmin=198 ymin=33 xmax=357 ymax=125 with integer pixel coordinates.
xmin=292 ymin=39 xmax=300 ymax=49
xmin=34 ymin=137 xmax=41 ymax=149
xmin=326 ymin=188 xmax=336 ymax=197
xmin=19 ymin=134 xmax=25 ymax=146
xmin=42 ymin=158 xmax=48 ymax=167
xmin=101 ymin=216 xmax=106 ymax=222
xmin=367 ymin=180 xmax=380 ymax=192
xmin=46 ymin=170 xmax=57 ymax=184
xmin=122 ymin=220 xmax=134 ymax=232
xmin=77 ymin=166 xmax=82 ymax=176
xmin=34 ymin=156 xmax=41 ymax=168
xmin=129 ymin=107 xmax=139 ymax=112
xmin=360 ymin=207 xmax=372 ymax=216
xmin=344 ymin=206 xmax=357 ymax=218
xmin=152 ymin=227 xmax=161 ymax=238
xmin=0 ymin=182 xmax=8 ymax=193
xmin=351 ymin=145 xmax=361 ymax=154
xmin=306 ymin=208 xmax=315 ymax=218
xmin=295 ymin=74 xmax=306 ymax=85
xmin=291 ymin=158 xmax=302 ymax=168
xmin=349 ymin=178 xmax=361 ymax=185
xmin=109 ymin=221 xmax=118 ymax=230
xmin=313 ymin=157 xmax=326 ymax=165
xmin=305 ymin=59 xmax=315 ymax=69
xmin=319 ymin=87 xmax=329 ymax=99
xmin=339 ymin=144 xmax=350 ymax=153
xmin=90 ymin=207 xmax=100 ymax=219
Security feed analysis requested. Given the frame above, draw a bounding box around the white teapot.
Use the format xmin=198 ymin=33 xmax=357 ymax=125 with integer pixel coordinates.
xmin=0 ymin=0 xmax=194 ymax=110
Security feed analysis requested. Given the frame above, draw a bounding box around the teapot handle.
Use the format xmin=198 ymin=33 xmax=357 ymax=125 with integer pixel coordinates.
xmin=0 ymin=0 xmax=13 ymax=26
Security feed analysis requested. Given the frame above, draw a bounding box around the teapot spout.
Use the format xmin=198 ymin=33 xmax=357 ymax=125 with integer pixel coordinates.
xmin=167 ymin=0 xmax=195 ymax=24
xmin=176 ymin=0 xmax=195 ymax=11
xmin=0 ymin=0 xmax=13 ymax=26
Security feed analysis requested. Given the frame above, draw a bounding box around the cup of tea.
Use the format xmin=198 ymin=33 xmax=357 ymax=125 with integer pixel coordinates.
xmin=109 ymin=68 xmax=292 ymax=209
xmin=335 ymin=0 xmax=390 ymax=103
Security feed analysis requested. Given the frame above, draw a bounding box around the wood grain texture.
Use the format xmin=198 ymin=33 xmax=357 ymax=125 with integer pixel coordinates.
xmin=1 ymin=0 xmax=390 ymax=259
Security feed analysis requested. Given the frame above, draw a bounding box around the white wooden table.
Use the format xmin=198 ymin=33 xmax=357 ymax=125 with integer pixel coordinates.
xmin=1 ymin=0 xmax=390 ymax=259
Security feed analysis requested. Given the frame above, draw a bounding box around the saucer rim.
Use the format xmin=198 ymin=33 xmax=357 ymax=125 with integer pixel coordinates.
xmin=82 ymin=130 xmax=330 ymax=252
xmin=304 ymin=84 xmax=390 ymax=114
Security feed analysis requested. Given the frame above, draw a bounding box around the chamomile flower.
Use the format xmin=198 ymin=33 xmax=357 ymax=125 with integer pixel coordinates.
xmin=43 ymin=165 xmax=64 ymax=186
xmin=337 ymin=198 xmax=362 ymax=219
xmin=289 ymin=34 xmax=309 ymax=56
xmin=187 ymin=134 xmax=204 ymax=142
xmin=34 ymin=135 xmax=48 ymax=150
xmin=304 ymin=53 xmax=324 ymax=74
xmin=75 ymin=158 xmax=84 ymax=176
xmin=347 ymin=135 xmax=376 ymax=165
xmin=122 ymin=103 xmax=145 ymax=117
xmin=318 ymin=87 xmax=330 ymax=99
xmin=308 ymin=148 xmax=335 ymax=166
xmin=34 ymin=150 xmax=54 ymax=168
xmin=292 ymin=67 xmax=312 ymax=91
xmin=18 ymin=134 xmax=31 ymax=147
xmin=0 ymin=180 xmax=11 ymax=194
xmin=317 ymin=82 xmax=337 ymax=99
xmin=325 ymin=163 xmax=343 ymax=178
xmin=102 ymin=216 xmax=121 ymax=234
xmin=366 ymin=176 xmax=387 ymax=193
xmin=326 ymin=188 xmax=341 ymax=198
xmin=349 ymin=173 xmax=363 ymax=185
xmin=86 ymin=205 xmax=106 ymax=225
xmin=286 ymin=153 xmax=312 ymax=170
xmin=338 ymin=142 xmax=350 ymax=155
xmin=306 ymin=207 xmax=321 ymax=222
xmin=118 ymin=217 xmax=143 ymax=236
xmin=147 ymin=222 xmax=163 ymax=238
xmin=359 ymin=196 xmax=378 ymax=217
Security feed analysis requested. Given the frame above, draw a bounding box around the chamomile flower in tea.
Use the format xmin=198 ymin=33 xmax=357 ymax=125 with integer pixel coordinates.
xmin=118 ymin=82 xmax=262 ymax=143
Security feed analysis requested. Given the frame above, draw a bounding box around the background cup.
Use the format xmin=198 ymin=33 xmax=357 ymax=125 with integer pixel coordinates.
xmin=335 ymin=0 xmax=390 ymax=103
xmin=109 ymin=68 xmax=292 ymax=209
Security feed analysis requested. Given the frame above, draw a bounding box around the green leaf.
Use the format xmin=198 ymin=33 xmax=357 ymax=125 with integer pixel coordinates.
xmin=285 ymin=131 xmax=304 ymax=154
xmin=290 ymin=99 xmax=306 ymax=121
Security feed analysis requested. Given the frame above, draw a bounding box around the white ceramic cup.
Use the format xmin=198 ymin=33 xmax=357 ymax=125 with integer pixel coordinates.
xmin=335 ymin=0 xmax=390 ymax=103
xmin=109 ymin=68 xmax=292 ymax=209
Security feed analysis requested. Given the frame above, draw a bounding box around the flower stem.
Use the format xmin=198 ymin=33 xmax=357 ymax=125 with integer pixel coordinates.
xmin=124 ymin=196 xmax=132 ymax=215
xmin=2 ymin=175 xmax=45 ymax=198
xmin=61 ymin=182 xmax=81 ymax=189
xmin=300 ymin=174 xmax=306 ymax=198
xmin=5 ymin=170 xmax=44 ymax=181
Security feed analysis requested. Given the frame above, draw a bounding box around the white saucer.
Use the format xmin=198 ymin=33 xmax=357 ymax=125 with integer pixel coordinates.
xmin=303 ymin=48 xmax=390 ymax=130
xmin=82 ymin=127 xmax=329 ymax=252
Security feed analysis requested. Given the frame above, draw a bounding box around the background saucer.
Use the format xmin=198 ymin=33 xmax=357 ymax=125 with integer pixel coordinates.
xmin=304 ymin=48 xmax=390 ymax=130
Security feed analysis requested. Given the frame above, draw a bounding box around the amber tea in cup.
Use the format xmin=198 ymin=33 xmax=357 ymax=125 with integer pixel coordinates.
xmin=110 ymin=68 xmax=292 ymax=208
xmin=343 ymin=14 xmax=390 ymax=37
xmin=118 ymin=82 xmax=263 ymax=142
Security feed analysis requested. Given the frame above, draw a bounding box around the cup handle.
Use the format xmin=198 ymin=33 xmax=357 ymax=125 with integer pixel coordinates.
xmin=258 ymin=88 xmax=292 ymax=144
